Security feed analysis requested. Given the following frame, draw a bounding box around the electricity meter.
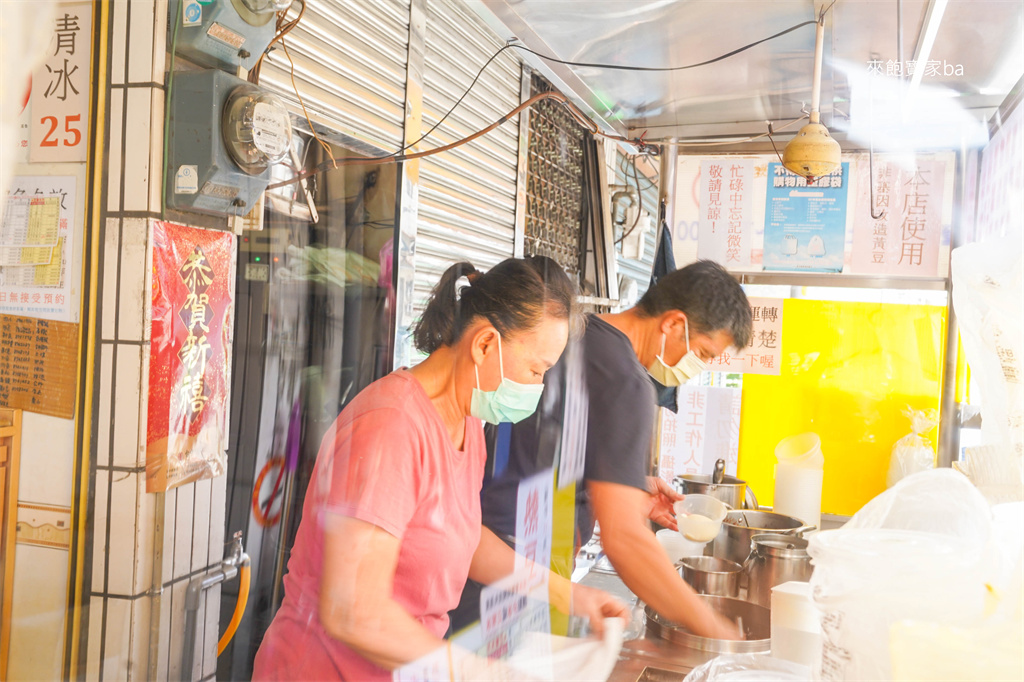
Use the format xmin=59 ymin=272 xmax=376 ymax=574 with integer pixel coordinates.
xmin=222 ymin=84 xmax=292 ymax=175
xmin=167 ymin=69 xmax=293 ymax=217
xmin=168 ymin=0 xmax=292 ymax=72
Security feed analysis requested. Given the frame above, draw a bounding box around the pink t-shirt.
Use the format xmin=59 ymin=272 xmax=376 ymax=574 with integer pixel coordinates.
xmin=253 ymin=370 xmax=486 ymax=681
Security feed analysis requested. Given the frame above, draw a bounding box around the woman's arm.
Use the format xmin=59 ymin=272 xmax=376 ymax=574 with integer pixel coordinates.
xmin=318 ymin=515 xmax=443 ymax=671
xmin=467 ymin=525 xmax=628 ymax=634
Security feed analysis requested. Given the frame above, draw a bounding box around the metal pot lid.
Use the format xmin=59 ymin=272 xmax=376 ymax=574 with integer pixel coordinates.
xmin=751 ymin=532 xmax=809 ymax=557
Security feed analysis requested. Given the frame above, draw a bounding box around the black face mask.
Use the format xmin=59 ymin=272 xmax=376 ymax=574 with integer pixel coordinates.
xmin=650 ymin=375 xmax=678 ymax=412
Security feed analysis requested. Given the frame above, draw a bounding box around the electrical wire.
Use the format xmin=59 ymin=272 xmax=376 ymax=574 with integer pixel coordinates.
xmin=266 ymin=91 xmax=581 ymax=190
xmin=250 ymin=0 xmax=306 ymax=83
xmin=280 ymin=35 xmax=337 ymax=168
xmin=510 ymin=20 xmax=818 ymax=73
xmin=161 ymin=0 xmax=182 ymax=220
xmin=263 ymin=11 xmax=833 ymax=190
xmin=648 ymin=113 xmax=809 ymax=146
xmin=616 ymin=155 xmax=646 ymax=246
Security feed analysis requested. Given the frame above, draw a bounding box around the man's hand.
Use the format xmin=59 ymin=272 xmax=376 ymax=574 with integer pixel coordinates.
xmin=569 ymin=583 xmax=629 ymax=636
xmin=645 ymin=476 xmax=683 ymax=530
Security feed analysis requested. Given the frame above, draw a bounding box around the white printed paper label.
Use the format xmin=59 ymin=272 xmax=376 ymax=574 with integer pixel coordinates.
xmin=251 ymin=103 xmax=291 ymax=159
xmin=174 ymin=165 xmax=199 ymax=194
xmin=207 ymin=22 xmax=245 ymax=50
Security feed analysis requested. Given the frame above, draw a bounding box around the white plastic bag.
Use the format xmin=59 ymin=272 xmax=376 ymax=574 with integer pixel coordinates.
xmin=885 ymin=407 xmax=937 ymax=488
xmin=682 ymin=653 xmax=810 ymax=682
xmin=808 ymin=470 xmax=994 ymax=681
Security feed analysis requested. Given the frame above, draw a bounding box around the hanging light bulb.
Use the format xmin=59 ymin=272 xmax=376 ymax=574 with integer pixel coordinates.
xmin=782 ymin=15 xmax=841 ymax=184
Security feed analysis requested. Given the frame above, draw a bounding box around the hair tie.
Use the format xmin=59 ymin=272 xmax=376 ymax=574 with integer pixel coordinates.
xmin=454 ymin=275 xmax=471 ymax=300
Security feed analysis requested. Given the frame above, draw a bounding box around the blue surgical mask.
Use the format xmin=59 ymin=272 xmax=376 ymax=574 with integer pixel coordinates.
xmin=470 ymin=334 xmax=544 ymax=424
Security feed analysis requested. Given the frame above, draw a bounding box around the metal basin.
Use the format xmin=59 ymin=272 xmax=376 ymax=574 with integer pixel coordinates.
xmin=677 ymin=556 xmax=742 ymax=597
xmin=644 ymin=596 xmax=771 ymax=657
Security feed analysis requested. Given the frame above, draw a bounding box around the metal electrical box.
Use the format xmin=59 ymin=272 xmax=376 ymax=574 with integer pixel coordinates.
xmin=168 ymin=0 xmax=287 ymax=72
xmin=167 ymin=69 xmax=292 ymax=217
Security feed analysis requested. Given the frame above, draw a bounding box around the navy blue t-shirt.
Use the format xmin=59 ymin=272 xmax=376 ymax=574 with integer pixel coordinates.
xmin=481 ymin=314 xmax=653 ymax=547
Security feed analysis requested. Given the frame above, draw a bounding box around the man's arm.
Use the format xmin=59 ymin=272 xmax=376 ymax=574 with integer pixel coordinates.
xmin=588 ymin=479 xmax=740 ymax=639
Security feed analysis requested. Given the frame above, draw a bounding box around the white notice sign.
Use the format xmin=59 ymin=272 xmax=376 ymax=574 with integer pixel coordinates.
xmin=698 ymin=158 xmax=754 ymax=268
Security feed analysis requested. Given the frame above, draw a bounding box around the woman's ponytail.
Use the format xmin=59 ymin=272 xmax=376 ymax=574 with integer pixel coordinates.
xmin=413 ymin=262 xmax=480 ymax=354
xmin=412 ymin=255 xmax=577 ymax=354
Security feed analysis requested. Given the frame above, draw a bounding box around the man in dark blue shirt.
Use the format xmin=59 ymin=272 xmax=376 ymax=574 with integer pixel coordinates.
xmin=452 ymin=261 xmax=753 ymax=639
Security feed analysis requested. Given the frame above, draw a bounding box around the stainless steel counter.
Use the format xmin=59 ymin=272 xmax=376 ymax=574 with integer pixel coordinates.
xmin=580 ymin=515 xmax=850 ymax=682
xmin=580 ymin=570 xmax=716 ymax=682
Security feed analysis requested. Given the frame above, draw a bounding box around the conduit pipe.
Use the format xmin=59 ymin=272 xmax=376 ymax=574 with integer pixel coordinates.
xmin=180 ymin=532 xmax=250 ymax=681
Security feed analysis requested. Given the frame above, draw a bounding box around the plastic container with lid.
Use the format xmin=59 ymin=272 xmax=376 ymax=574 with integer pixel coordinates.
xmin=773 ymin=433 xmax=824 ymax=530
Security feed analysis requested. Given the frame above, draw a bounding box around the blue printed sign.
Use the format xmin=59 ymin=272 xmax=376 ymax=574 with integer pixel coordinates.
xmin=763 ymin=162 xmax=849 ymax=272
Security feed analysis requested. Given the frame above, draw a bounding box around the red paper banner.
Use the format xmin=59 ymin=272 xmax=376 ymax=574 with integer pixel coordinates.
xmin=146 ymin=221 xmax=235 ymax=492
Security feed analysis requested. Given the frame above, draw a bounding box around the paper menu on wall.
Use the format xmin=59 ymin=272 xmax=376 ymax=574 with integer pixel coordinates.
xmin=0 ymin=175 xmax=77 ymax=321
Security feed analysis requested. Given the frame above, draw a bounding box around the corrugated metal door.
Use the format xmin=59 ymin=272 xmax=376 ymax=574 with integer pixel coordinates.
xmin=256 ymin=0 xmax=411 ymax=153
xmin=413 ymin=0 xmax=523 ymax=319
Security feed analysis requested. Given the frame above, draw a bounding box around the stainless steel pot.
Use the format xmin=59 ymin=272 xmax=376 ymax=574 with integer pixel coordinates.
xmin=644 ymin=597 xmax=770 ymax=656
xmin=711 ymin=510 xmax=815 ymax=566
xmin=744 ymin=533 xmax=813 ymax=608
xmin=677 ymin=556 xmax=742 ymax=597
xmin=674 ymin=474 xmax=759 ymax=511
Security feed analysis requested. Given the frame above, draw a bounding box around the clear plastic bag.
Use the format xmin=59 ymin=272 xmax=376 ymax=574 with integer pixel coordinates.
xmin=885 ymin=407 xmax=937 ymax=488
xmin=682 ymin=653 xmax=810 ymax=682
xmin=808 ymin=469 xmax=995 ymax=681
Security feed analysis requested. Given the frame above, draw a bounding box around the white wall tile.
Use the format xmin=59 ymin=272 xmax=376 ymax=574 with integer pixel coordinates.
xmin=152 ymin=0 xmax=168 ymax=82
xmin=108 ymin=472 xmax=140 ymax=596
xmin=200 ymin=583 xmax=220 ymax=680
xmin=128 ymin=595 xmax=152 ymax=681
xmin=87 ymin=596 xmax=105 ymax=682
xmin=166 ymin=580 xmax=188 ymax=682
xmin=149 ymin=87 xmax=165 ymax=213
xmin=123 ymin=88 xmax=152 ymax=212
xmin=112 ymin=344 xmax=142 ymax=469
xmin=162 ymin=488 xmax=175 ymax=581
xmin=156 ymin=581 xmax=171 ymax=682
xmin=208 ymin=472 xmax=227 ymax=563
xmin=136 ymin=345 xmax=150 ymax=468
xmin=97 ymin=342 xmax=115 ymax=466
xmin=92 ymin=470 xmax=110 ymax=593
xmin=101 ymin=218 xmax=120 ymax=341
xmin=7 ymin=545 xmax=68 ymax=681
xmin=118 ymin=218 xmax=148 ymax=342
xmin=110 ymin=0 xmax=128 ymax=86
xmin=134 ymin=477 xmax=156 ymax=595
xmin=17 ymin=412 xmax=74 ymax=505
xmin=173 ymin=483 xmax=194 ymax=579
xmin=127 ymin=0 xmax=155 ymax=85
xmin=107 ymin=90 xmax=124 ymax=213
xmin=102 ymin=596 xmax=131 ymax=682
xmin=191 ymin=478 xmax=211 ymax=572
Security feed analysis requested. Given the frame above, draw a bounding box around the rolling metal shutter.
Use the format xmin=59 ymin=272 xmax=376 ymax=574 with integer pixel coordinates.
xmin=412 ymin=0 xmax=522 ymax=320
xmin=257 ymin=0 xmax=411 ymax=153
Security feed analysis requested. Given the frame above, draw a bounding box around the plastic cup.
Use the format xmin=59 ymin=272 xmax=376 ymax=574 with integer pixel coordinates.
xmin=674 ymin=494 xmax=728 ymax=543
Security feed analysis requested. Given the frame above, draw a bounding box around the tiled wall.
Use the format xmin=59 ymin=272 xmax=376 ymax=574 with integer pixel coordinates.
xmin=87 ymin=2 xmax=229 ymax=681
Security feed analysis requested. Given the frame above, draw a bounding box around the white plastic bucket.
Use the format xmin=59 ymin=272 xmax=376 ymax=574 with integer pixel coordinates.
xmin=774 ymin=433 xmax=824 ymax=529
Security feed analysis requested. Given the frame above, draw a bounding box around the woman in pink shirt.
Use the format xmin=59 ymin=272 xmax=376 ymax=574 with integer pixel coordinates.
xmin=253 ymin=257 xmax=626 ymax=681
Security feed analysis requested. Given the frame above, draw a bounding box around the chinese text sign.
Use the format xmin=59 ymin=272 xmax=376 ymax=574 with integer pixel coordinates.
xmin=146 ymin=221 xmax=235 ymax=492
